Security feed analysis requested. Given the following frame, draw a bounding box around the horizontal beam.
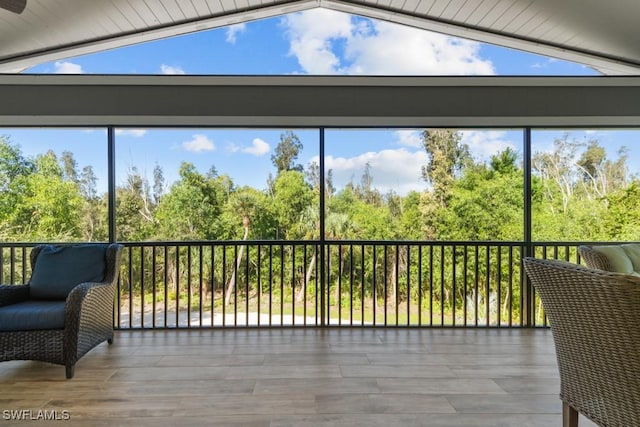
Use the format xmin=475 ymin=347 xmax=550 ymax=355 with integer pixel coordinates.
xmin=1 ymin=75 xmax=640 ymax=127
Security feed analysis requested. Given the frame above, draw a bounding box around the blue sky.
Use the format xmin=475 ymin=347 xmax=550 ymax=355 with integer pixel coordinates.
xmin=26 ymin=9 xmax=597 ymax=76
xmin=6 ymin=9 xmax=637 ymax=196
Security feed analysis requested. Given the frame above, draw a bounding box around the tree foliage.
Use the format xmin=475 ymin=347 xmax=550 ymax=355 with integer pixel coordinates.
xmin=1 ymin=130 xmax=637 ymax=244
xmin=271 ymin=130 xmax=303 ymax=174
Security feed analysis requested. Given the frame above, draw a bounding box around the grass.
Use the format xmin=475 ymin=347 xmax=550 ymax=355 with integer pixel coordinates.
xmin=119 ymin=290 xmax=522 ymax=326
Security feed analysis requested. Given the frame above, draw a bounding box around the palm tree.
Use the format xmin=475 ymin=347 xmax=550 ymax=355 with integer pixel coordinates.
xmin=224 ymin=192 xmax=255 ymax=307
xmin=296 ymin=205 xmax=320 ymax=303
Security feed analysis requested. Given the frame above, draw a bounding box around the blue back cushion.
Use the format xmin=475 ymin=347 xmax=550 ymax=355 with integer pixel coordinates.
xmin=30 ymin=244 xmax=107 ymax=300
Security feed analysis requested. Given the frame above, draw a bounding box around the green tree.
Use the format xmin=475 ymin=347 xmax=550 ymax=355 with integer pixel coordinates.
xmin=0 ymin=137 xmax=34 ymax=238
xmin=116 ymin=166 xmax=155 ymax=241
xmin=421 ymin=129 xmax=470 ymax=206
xmin=61 ymin=150 xmax=78 ymax=183
xmin=272 ymin=170 xmax=314 ymax=239
xmin=436 ymin=159 xmax=523 ymax=240
xmin=577 ymin=140 xmax=628 ymax=199
xmin=419 ymin=129 xmax=470 ymax=238
xmin=20 ymin=151 xmax=84 ymax=240
xmin=602 ymin=180 xmax=640 ymax=239
xmin=155 ymin=162 xmax=229 ymax=240
xmin=152 ymin=163 xmax=165 ymax=205
xmin=271 ymin=131 xmax=303 ymax=174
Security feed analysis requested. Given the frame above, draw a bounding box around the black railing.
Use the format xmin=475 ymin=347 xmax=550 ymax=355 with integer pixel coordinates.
xmin=0 ymin=240 xmax=598 ymax=328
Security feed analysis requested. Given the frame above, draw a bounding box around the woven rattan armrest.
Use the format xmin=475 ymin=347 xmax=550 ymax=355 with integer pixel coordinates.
xmin=66 ymin=281 xmax=113 ymax=310
xmin=0 ymin=284 xmax=30 ymax=307
xmin=63 ymin=281 xmax=116 ymax=364
xmin=65 ymin=281 xmax=115 ymax=334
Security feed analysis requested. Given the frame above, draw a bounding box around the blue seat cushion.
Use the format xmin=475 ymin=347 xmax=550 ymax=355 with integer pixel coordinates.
xmin=30 ymin=244 xmax=107 ymax=300
xmin=0 ymin=300 xmax=65 ymax=331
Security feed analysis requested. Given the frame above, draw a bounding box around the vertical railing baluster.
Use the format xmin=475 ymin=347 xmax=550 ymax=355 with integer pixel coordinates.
xmin=302 ymin=244 xmax=307 ymax=326
xmin=140 ymin=245 xmax=145 ymax=328
xmin=315 ymin=243 xmax=319 ymax=326
xmin=163 ymin=245 xmax=168 ymax=328
xmin=521 ymin=244 xmax=526 ymax=327
xmin=361 ymin=244 xmax=365 ymax=326
xmin=406 ymin=245 xmax=410 ymax=326
xmin=429 ymin=245 xmax=433 ymax=326
xmin=152 ymin=245 xmax=156 ymax=329
xmin=268 ymin=244 xmax=273 ymax=327
xmin=185 ymin=245 xmax=193 ymax=327
xmin=10 ymin=247 xmax=15 ymax=285
xmin=175 ymin=245 xmax=180 ymax=328
xmin=280 ymin=244 xmax=284 ymax=326
xmin=440 ymin=245 xmax=444 ymax=327
xmin=463 ymin=245 xmax=468 ymax=327
xmin=211 ymin=244 xmax=215 ymax=327
xmin=349 ymin=244 xmax=354 ymax=326
xmin=474 ymin=245 xmax=479 ymax=327
xmin=21 ymin=246 xmax=27 ymax=283
xmin=418 ymin=245 xmax=423 ymax=326
xmin=485 ymin=245 xmax=490 ymax=327
xmin=497 ymin=246 xmax=502 ymax=327
xmin=372 ymin=245 xmax=377 ymax=325
xmin=128 ymin=247 xmax=133 ymax=328
xmin=0 ymin=246 xmax=4 ymax=284
xmin=116 ymin=246 xmax=122 ymax=329
xmin=245 ymin=242 xmax=250 ymax=327
xmin=292 ymin=244 xmax=296 ymax=326
xmin=338 ymin=244 xmax=342 ymax=325
xmin=222 ymin=245 xmax=227 ymax=327
xmin=199 ymin=245 xmax=203 ymax=327
xmin=233 ymin=244 xmax=238 ymax=327
xmin=508 ymin=245 xmax=513 ymax=327
xmin=257 ymin=245 xmax=262 ymax=327
xmin=383 ymin=245 xmax=388 ymax=326
xmin=452 ymin=244 xmax=457 ymax=326
xmin=395 ymin=244 xmax=399 ymax=326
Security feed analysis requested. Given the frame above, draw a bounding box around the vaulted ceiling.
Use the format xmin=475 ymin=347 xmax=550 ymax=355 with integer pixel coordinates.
xmin=1 ymin=0 xmax=639 ymax=74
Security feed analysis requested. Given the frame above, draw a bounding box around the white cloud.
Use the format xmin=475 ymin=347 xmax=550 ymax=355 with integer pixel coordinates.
xmin=312 ymin=147 xmax=428 ymax=195
xmin=182 ymin=134 xmax=215 ymax=152
xmin=115 ymin=129 xmax=147 ymax=137
xmin=394 ymin=130 xmax=422 ymax=148
xmin=281 ymin=9 xmax=494 ymax=75
xmin=460 ymin=130 xmax=517 ymax=162
xmin=226 ymin=23 xmax=247 ymax=44
xmin=54 ymin=61 xmax=84 ymax=74
xmin=226 ymin=138 xmax=270 ymax=156
xmin=282 ymin=9 xmax=352 ymax=74
xmin=160 ymin=64 xmax=186 ymax=75
xmin=242 ymin=138 xmax=270 ymax=156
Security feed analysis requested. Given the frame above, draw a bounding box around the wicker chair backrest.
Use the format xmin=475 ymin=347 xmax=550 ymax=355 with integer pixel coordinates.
xmin=524 ymin=257 xmax=640 ymax=427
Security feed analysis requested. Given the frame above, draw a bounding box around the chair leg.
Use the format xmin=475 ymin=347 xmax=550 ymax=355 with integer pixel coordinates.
xmin=65 ymin=364 xmax=75 ymax=379
xmin=563 ymin=402 xmax=578 ymax=427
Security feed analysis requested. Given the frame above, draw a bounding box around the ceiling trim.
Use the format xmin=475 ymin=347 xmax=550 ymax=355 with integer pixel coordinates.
xmin=0 ymin=0 xmax=639 ymax=75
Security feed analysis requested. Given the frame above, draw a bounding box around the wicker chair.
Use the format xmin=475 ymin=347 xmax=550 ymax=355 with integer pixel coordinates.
xmin=0 ymin=243 xmax=123 ymax=379
xmin=523 ymin=257 xmax=640 ymax=427
xmin=577 ymin=245 xmax=615 ymax=271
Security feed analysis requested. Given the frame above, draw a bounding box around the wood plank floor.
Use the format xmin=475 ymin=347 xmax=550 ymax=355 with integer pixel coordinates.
xmin=0 ymin=328 xmax=598 ymax=426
